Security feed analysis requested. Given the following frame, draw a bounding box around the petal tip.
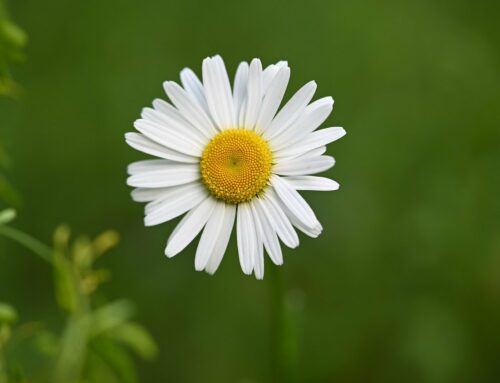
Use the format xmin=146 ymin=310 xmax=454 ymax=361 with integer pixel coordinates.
xmin=164 ymin=246 xmax=176 ymax=258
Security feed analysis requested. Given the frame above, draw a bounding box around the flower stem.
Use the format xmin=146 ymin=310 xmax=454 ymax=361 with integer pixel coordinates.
xmin=0 ymin=224 xmax=52 ymax=263
xmin=269 ymin=265 xmax=287 ymax=382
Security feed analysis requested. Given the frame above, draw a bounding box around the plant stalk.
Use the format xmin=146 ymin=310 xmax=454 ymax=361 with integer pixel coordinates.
xmin=269 ymin=265 xmax=287 ymax=382
xmin=0 ymin=225 xmax=52 ymax=262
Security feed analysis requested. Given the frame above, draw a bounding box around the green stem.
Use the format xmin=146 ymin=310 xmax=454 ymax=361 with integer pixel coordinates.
xmin=0 ymin=225 xmax=52 ymax=263
xmin=53 ymin=313 xmax=91 ymax=383
xmin=269 ymin=265 xmax=286 ymax=382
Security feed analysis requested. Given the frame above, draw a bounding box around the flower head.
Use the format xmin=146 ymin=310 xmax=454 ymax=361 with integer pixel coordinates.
xmin=126 ymin=55 xmax=345 ymax=279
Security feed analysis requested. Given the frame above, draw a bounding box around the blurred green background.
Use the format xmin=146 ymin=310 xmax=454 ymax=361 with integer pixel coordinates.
xmin=1 ymin=0 xmax=500 ymax=381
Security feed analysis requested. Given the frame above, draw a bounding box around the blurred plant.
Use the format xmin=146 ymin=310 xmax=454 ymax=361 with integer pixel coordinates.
xmin=268 ymin=266 xmax=304 ymax=383
xmin=0 ymin=302 xmax=17 ymax=383
xmin=0 ymin=0 xmax=26 ymax=98
xmin=0 ymin=210 xmax=157 ymax=383
xmin=0 ymin=4 xmax=157 ymax=381
xmin=0 ymin=145 xmax=21 ymax=209
xmin=0 ymin=0 xmax=24 ymax=208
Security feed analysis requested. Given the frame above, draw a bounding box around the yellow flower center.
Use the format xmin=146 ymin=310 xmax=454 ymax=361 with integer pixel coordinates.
xmin=200 ymin=129 xmax=273 ymax=204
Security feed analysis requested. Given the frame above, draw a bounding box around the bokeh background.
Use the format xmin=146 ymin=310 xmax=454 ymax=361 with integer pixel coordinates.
xmin=1 ymin=0 xmax=500 ymax=381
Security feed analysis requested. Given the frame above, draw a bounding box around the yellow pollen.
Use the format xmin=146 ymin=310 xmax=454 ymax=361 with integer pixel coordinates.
xmin=200 ymin=129 xmax=273 ymax=204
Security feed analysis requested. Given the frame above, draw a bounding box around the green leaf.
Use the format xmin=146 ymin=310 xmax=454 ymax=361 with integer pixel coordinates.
xmin=89 ymin=301 xmax=135 ymax=337
xmin=0 ymin=208 xmax=16 ymax=225
xmin=89 ymin=338 xmax=137 ymax=383
xmin=0 ymin=1 xmax=27 ymax=98
xmin=84 ymin=350 xmax=121 ymax=383
xmin=107 ymin=322 xmax=158 ymax=360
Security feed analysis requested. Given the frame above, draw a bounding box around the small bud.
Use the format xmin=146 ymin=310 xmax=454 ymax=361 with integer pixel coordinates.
xmin=93 ymin=230 xmax=120 ymax=256
xmin=53 ymin=225 xmax=71 ymax=252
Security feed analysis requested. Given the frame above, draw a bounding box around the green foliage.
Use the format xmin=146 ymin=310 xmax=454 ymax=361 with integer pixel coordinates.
xmin=106 ymin=322 xmax=158 ymax=361
xmin=0 ymin=0 xmax=26 ymax=97
xmin=0 ymin=2 xmax=158 ymax=382
xmin=0 ymin=0 xmax=24 ymax=209
xmin=0 ymin=220 xmax=157 ymax=383
xmin=0 ymin=303 xmax=17 ymax=383
xmin=0 ymin=145 xmax=21 ymax=209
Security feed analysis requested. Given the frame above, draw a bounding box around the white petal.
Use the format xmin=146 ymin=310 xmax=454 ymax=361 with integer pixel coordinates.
xmin=238 ymin=97 xmax=248 ymax=128
xmin=165 ymin=197 xmax=216 ymax=258
xmin=259 ymin=192 xmax=299 ymax=249
xmin=270 ymin=97 xmax=334 ymax=151
xmin=144 ymin=183 xmax=207 ymax=226
xmin=263 ymin=81 xmax=317 ymax=140
xmin=242 ymin=59 xmax=263 ymax=129
xmin=126 ymin=164 xmax=199 ymax=188
xmin=262 ymin=61 xmax=289 ymax=94
xmin=274 ymin=127 xmax=346 ymax=159
xmin=180 ymin=68 xmax=209 ymax=112
xmin=255 ymin=67 xmax=290 ymax=134
xmin=131 ymin=187 xmax=171 ymax=203
xmin=282 ymin=204 xmax=323 ymax=237
xmin=151 ymin=98 xmax=191 ymax=124
xmin=273 ymin=156 xmax=335 ymax=176
xmin=253 ymin=227 xmax=264 ymax=280
xmin=195 ymin=202 xmax=227 ymax=271
xmin=248 ymin=202 xmax=265 ymax=279
xmin=252 ymin=199 xmax=283 ymax=266
xmin=163 ymin=81 xmax=217 ymax=138
xmin=202 ymin=56 xmax=235 ymax=129
xmin=262 ymin=64 xmax=278 ymax=93
xmin=142 ymin=105 xmax=207 ymax=145
xmin=125 ymin=133 xmax=198 ymax=163
xmin=236 ymin=203 xmax=257 ymax=275
xmin=275 ymin=61 xmax=289 ymax=69
xmin=293 ymin=146 xmax=327 ymax=160
xmin=127 ymin=159 xmax=174 ymax=175
xmin=270 ymin=175 xmax=319 ymax=229
xmin=205 ymin=204 xmax=236 ymax=275
xmin=144 ymin=189 xmax=185 ymax=215
xmin=144 ymin=183 xmax=200 ymax=214
xmin=134 ymin=119 xmax=203 ymax=157
xmin=284 ymin=176 xmax=339 ymax=191
xmin=277 ymin=198 xmax=323 ymax=238
xmin=233 ymin=61 xmax=249 ymax=126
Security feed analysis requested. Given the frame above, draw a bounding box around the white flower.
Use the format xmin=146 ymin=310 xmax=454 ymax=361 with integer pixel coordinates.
xmin=126 ymin=55 xmax=345 ymax=279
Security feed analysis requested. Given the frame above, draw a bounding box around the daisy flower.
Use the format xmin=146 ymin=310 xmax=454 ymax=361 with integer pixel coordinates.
xmin=126 ymin=55 xmax=345 ymax=279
